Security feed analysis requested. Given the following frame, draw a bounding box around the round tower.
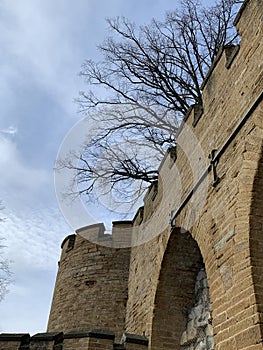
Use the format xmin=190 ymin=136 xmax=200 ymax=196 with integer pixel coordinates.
xmin=47 ymin=223 xmax=132 ymax=340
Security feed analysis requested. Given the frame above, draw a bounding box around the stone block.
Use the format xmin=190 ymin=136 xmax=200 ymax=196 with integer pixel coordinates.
xmin=29 ymin=332 xmax=63 ymax=350
xmin=63 ymin=330 xmax=114 ymax=350
xmin=121 ymin=333 xmax=148 ymax=350
xmin=0 ymin=333 xmax=30 ymax=350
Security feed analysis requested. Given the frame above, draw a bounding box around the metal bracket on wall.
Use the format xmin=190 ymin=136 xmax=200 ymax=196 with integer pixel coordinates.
xmin=169 ymin=89 xmax=263 ymax=231
xmin=170 ymin=210 xmax=176 ymax=228
xmin=209 ymin=149 xmax=220 ymax=187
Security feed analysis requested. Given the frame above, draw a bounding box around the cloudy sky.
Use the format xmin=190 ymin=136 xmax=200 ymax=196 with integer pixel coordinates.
xmin=0 ymin=0 xmax=183 ymax=334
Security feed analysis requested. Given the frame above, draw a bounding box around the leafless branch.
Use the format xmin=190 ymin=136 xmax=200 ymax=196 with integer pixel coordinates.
xmin=60 ymin=0 xmax=242 ymax=214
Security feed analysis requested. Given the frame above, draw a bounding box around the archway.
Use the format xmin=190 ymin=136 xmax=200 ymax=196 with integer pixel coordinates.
xmin=150 ymin=228 xmax=214 ymax=350
xmin=250 ymin=143 xmax=263 ymax=336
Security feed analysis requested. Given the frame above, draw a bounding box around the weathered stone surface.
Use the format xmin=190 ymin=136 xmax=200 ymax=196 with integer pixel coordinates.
xmin=47 ymin=224 xmax=131 ymax=341
xmin=125 ymin=1 xmax=263 ymax=349
xmin=1 ymin=1 xmax=263 ymax=349
xmin=180 ymin=268 xmax=214 ymax=350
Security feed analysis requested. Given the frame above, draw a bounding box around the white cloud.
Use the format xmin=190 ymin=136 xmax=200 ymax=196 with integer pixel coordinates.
xmin=0 ymin=134 xmax=70 ymax=270
xmin=0 ymin=1 xmax=80 ymax=117
xmin=0 ymin=126 xmax=17 ymax=136
xmin=0 ymin=133 xmax=71 ymax=333
xmin=0 ymin=0 xmax=182 ymax=335
xmin=1 ymin=206 xmax=69 ymax=271
xmin=0 ymin=204 xmax=70 ymax=334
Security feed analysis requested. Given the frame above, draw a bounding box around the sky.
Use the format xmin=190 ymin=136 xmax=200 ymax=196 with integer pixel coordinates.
xmin=0 ymin=0 xmax=184 ymax=335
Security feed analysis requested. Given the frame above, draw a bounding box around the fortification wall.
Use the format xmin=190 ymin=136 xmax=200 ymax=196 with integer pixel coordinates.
xmin=47 ymin=223 xmax=132 ymax=341
xmin=0 ymin=1 xmax=262 ymax=349
xmin=125 ymin=0 xmax=263 ymax=349
xmin=0 ymin=331 xmax=148 ymax=350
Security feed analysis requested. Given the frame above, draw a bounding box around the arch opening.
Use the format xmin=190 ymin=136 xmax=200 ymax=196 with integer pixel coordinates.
xmin=150 ymin=228 xmax=214 ymax=350
xmin=250 ymin=142 xmax=263 ymax=336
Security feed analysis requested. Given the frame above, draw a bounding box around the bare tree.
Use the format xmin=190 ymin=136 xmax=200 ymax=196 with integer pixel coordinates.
xmin=0 ymin=202 xmax=11 ymax=302
xmin=60 ymin=0 xmax=242 ymax=213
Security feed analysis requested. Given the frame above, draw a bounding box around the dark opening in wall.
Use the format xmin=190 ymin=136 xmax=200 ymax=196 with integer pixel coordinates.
xmin=150 ymin=228 xmax=214 ymax=350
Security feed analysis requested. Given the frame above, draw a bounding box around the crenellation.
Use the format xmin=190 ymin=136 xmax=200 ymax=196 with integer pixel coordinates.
xmin=224 ymin=44 xmax=240 ymax=69
xmin=2 ymin=0 xmax=263 ymax=349
xmin=29 ymin=332 xmax=63 ymax=350
xmin=0 ymin=332 xmax=148 ymax=350
xmin=0 ymin=334 xmax=30 ymax=350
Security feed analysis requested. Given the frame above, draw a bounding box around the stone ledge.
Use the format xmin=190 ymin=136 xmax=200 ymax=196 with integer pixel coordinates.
xmin=64 ymin=329 xmax=115 ymax=340
xmin=31 ymin=332 xmax=63 ymax=342
xmin=122 ymin=333 xmax=148 ymax=346
xmin=0 ymin=333 xmax=30 ymax=342
xmin=113 ymin=344 xmax=125 ymax=350
xmin=112 ymin=221 xmax=133 ymax=226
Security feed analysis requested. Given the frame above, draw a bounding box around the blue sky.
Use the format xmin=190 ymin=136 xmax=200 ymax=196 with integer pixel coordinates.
xmin=0 ymin=0 xmax=184 ymax=334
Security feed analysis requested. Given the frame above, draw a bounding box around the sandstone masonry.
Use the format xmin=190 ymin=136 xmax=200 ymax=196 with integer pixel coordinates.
xmin=1 ymin=0 xmax=262 ymax=349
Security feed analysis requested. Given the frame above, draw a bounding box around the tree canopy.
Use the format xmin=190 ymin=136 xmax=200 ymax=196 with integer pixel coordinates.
xmin=60 ymin=0 xmax=242 ymax=215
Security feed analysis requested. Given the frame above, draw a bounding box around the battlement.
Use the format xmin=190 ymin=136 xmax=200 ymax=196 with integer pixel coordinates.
xmin=132 ymin=0 xmax=263 ymax=230
xmin=61 ymin=222 xmax=134 ymax=249
xmin=3 ymin=1 xmax=263 ymax=349
xmin=0 ymin=330 xmax=148 ymax=350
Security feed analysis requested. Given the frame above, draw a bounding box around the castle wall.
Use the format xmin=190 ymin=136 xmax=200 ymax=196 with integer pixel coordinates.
xmin=0 ymin=331 xmax=149 ymax=350
xmin=125 ymin=0 xmax=263 ymax=349
xmin=47 ymin=223 xmax=131 ymax=341
xmin=0 ymin=1 xmax=262 ymax=349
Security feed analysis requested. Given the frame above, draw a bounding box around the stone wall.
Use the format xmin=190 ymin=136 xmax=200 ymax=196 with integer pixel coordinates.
xmin=47 ymin=223 xmax=131 ymax=341
xmin=0 ymin=331 xmax=148 ymax=350
xmin=1 ymin=1 xmax=262 ymax=349
xmin=125 ymin=0 xmax=263 ymax=349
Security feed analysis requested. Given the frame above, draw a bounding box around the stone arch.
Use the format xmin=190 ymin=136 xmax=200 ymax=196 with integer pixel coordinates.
xmin=250 ymin=141 xmax=263 ymax=336
xmin=150 ymin=228 xmax=213 ymax=350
